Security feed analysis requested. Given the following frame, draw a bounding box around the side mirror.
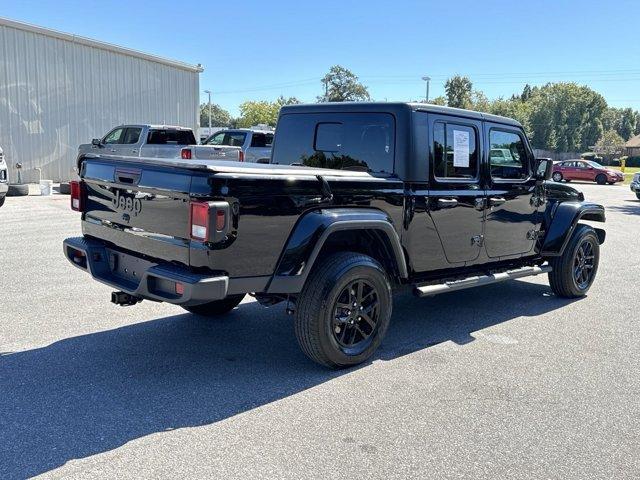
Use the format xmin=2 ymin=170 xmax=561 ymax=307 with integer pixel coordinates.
xmin=91 ymin=138 xmax=102 ymax=147
xmin=535 ymin=158 xmax=553 ymax=181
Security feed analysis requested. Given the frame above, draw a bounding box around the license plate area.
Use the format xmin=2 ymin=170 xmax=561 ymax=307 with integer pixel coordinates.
xmin=107 ymin=248 xmax=154 ymax=285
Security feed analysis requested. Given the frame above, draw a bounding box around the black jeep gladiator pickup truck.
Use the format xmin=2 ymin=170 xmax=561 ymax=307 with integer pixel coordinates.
xmin=64 ymin=103 xmax=605 ymax=368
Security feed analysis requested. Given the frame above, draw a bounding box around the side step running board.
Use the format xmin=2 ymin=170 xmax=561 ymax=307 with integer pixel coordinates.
xmin=414 ymin=265 xmax=552 ymax=297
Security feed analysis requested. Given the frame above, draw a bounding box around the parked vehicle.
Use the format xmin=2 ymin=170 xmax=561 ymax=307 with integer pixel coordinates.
xmin=0 ymin=146 xmax=7 ymax=207
xmin=552 ymin=160 xmax=624 ymax=185
xmin=198 ymin=128 xmax=274 ymax=163
xmin=64 ymin=103 xmax=606 ymax=368
xmin=631 ymin=173 xmax=640 ymax=199
xmin=77 ymin=125 xmax=239 ymax=166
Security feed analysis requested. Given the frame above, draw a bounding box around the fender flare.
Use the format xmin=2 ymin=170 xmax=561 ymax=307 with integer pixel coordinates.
xmin=541 ymin=201 xmax=605 ymax=257
xmin=267 ymin=208 xmax=408 ymax=294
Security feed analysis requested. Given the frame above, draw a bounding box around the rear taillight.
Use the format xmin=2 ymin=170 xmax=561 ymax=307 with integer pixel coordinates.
xmin=190 ymin=201 xmax=209 ymax=241
xmin=181 ymin=148 xmax=192 ymax=160
xmin=238 ymin=150 xmax=244 ymax=162
xmin=70 ymin=180 xmax=85 ymax=212
xmin=189 ymin=201 xmax=229 ymax=242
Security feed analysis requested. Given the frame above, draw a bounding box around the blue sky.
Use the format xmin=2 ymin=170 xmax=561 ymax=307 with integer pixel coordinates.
xmin=2 ymin=0 xmax=639 ymax=116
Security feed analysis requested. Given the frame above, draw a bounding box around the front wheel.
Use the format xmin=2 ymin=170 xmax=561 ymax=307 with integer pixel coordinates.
xmin=0 ymin=196 xmax=5 ymax=207
xmin=294 ymin=252 xmax=393 ymax=368
xmin=636 ymin=192 xmax=640 ymax=200
xmin=182 ymin=294 xmax=245 ymax=317
xmin=596 ymin=174 xmax=607 ymax=185
xmin=548 ymin=224 xmax=599 ymax=298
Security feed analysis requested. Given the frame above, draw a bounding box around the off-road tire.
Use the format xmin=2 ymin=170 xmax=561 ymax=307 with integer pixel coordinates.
xmin=7 ymin=184 xmax=29 ymax=196
xmin=552 ymin=172 xmax=563 ymax=182
xmin=596 ymin=174 xmax=607 ymax=185
xmin=294 ymin=252 xmax=392 ymax=368
xmin=548 ymin=224 xmax=599 ymax=298
xmin=183 ymin=294 xmax=245 ymax=316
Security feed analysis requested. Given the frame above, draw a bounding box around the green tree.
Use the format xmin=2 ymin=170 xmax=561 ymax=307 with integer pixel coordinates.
xmin=236 ymin=96 xmax=301 ymax=128
xmin=317 ymin=65 xmax=370 ymax=102
xmin=527 ymin=82 xmax=607 ymax=152
xmin=594 ymin=129 xmax=625 ymax=157
xmin=199 ymin=103 xmax=232 ymax=127
xmin=603 ymin=107 xmax=637 ymax=140
xmin=444 ymin=75 xmax=473 ymax=109
xmin=237 ymin=101 xmax=276 ymax=128
xmin=429 ymin=96 xmax=447 ymax=106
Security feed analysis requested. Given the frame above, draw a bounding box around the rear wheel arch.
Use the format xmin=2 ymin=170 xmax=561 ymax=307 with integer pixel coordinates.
xmin=268 ymin=214 xmax=408 ymax=294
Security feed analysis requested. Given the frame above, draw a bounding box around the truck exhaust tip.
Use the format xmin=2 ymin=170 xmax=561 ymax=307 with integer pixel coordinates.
xmin=111 ymin=291 xmax=142 ymax=306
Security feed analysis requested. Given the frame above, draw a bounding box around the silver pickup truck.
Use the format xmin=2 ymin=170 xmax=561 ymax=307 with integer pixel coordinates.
xmin=77 ymin=125 xmax=239 ymax=164
xmin=192 ymin=128 xmax=273 ymax=163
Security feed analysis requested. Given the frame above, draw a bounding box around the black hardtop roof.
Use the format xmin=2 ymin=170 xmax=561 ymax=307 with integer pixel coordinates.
xmin=280 ymin=102 xmax=522 ymax=128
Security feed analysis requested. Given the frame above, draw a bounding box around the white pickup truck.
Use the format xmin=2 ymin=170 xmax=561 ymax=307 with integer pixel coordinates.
xmin=181 ymin=128 xmax=273 ymax=163
xmin=77 ymin=124 xmax=240 ymax=166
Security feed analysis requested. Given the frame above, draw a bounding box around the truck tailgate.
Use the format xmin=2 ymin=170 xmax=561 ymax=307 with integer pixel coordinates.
xmin=81 ymin=159 xmax=194 ymax=265
xmin=191 ymin=145 xmax=240 ymax=161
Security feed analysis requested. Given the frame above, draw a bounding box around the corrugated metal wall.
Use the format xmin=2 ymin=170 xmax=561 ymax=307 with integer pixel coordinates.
xmin=0 ymin=21 xmax=200 ymax=182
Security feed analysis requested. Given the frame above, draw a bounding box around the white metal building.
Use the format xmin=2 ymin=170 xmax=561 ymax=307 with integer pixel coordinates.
xmin=0 ymin=17 xmax=202 ymax=182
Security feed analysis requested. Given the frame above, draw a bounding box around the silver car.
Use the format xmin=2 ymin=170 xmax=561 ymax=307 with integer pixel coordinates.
xmin=630 ymin=172 xmax=640 ymax=200
xmin=0 ymin=146 xmax=8 ymax=207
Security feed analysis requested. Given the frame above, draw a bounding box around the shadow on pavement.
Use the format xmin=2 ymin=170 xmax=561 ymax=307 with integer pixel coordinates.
xmin=608 ymin=199 xmax=640 ymax=216
xmin=0 ymin=280 xmax=576 ymax=478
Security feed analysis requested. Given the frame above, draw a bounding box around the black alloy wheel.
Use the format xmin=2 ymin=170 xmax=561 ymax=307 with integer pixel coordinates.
xmin=332 ymin=279 xmax=380 ymax=354
xmin=573 ymin=238 xmax=596 ymax=290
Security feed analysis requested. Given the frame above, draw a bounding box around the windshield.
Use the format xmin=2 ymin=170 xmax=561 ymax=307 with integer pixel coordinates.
xmin=204 ymin=131 xmax=247 ymax=147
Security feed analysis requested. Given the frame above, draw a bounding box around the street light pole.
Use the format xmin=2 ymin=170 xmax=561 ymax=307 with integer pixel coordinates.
xmin=421 ymin=76 xmax=431 ymax=103
xmin=204 ymin=90 xmax=212 ymax=131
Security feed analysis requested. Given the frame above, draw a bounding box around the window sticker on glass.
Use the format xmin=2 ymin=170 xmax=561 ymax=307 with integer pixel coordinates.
xmin=453 ymin=130 xmax=470 ymax=167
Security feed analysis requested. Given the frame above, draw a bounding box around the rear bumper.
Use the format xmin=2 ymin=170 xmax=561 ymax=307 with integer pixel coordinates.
xmin=63 ymin=236 xmax=228 ymax=306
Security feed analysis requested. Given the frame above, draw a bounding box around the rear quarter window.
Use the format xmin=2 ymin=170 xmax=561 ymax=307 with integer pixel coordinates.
xmin=273 ymin=113 xmax=395 ymax=174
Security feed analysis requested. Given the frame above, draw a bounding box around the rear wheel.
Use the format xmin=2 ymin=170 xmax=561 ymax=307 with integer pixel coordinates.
xmin=183 ymin=294 xmax=245 ymax=317
xmin=596 ymin=174 xmax=607 ymax=185
xmin=294 ymin=252 xmax=392 ymax=368
xmin=548 ymin=224 xmax=599 ymax=298
xmin=0 ymin=196 xmax=5 ymax=207
xmin=552 ymin=172 xmax=563 ymax=182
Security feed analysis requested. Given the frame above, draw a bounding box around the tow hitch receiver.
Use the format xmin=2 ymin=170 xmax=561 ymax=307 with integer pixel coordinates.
xmin=111 ymin=291 xmax=142 ymax=306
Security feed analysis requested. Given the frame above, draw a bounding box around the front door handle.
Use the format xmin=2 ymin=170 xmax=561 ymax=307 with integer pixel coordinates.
xmin=437 ymin=198 xmax=458 ymax=209
xmin=489 ymin=197 xmax=506 ymax=206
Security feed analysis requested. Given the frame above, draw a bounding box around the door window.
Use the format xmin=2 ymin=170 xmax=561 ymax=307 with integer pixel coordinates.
xmin=122 ymin=127 xmax=142 ymax=145
xmin=205 ymin=131 xmax=247 ymax=147
xmin=433 ymin=122 xmax=478 ymax=180
xmin=103 ymin=128 xmax=124 ymax=144
xmin=489 ymin=129 xmax=530 ymax=180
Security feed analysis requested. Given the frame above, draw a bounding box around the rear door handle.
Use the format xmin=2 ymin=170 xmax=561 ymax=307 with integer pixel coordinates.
xmin=437 ymin=198 xmax=458 ymax=208
xmin=489 ymin=197 xmax=506 ymax=206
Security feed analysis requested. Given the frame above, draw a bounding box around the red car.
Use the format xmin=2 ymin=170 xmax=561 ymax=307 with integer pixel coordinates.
xmin=552 ymin=160 xmax=624 ymax=185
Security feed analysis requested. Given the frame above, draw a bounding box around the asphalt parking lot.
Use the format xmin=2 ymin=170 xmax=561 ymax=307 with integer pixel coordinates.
xmin=1 ymin=183 xmax=639 ymax=479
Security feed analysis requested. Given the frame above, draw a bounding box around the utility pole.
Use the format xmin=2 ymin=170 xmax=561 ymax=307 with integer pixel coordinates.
xmin=204 ymin=89 xmax=212 ymax=131
xmin=421 ymin=76 xmax=431 ymax=103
